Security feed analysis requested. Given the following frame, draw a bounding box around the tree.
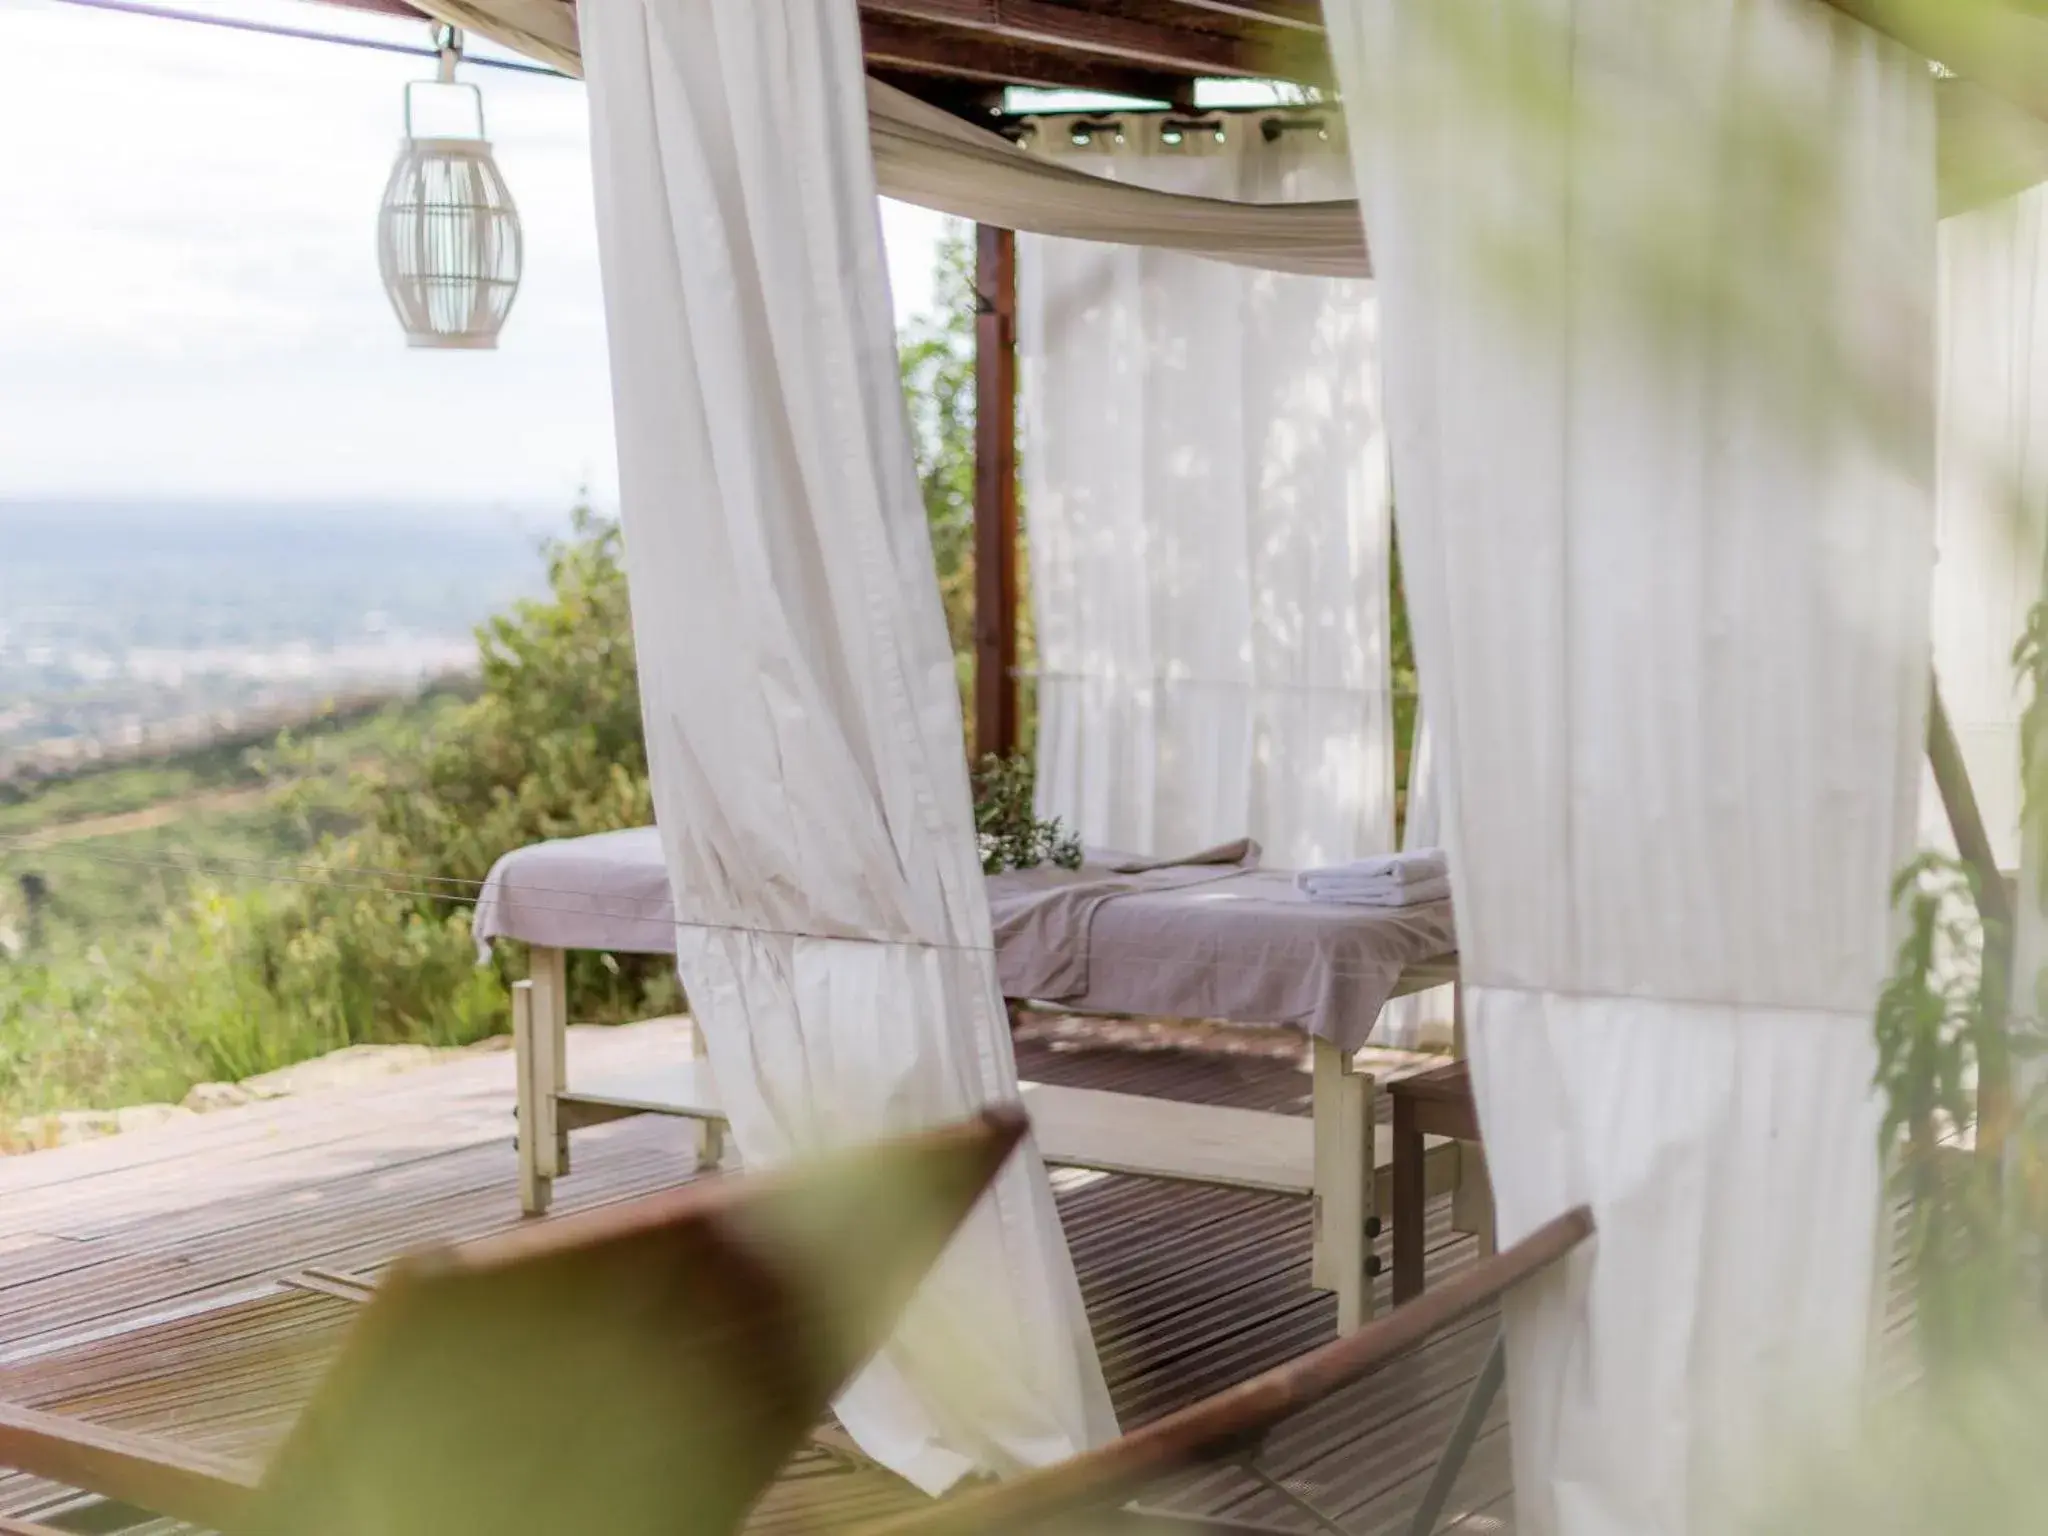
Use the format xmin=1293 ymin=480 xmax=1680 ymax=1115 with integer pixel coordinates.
xmin=897 ymin=220 xmax=980 ymax=676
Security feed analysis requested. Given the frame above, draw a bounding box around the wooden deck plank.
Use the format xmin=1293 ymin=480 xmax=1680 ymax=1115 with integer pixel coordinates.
xmin=0 ymin=1024 xmax=1515 ymax=1534
xmin=0 ymin=1126 xmax=700 ymax=1366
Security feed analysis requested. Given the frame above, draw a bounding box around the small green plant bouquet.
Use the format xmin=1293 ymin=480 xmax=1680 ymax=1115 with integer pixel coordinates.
xmin=972 ymin=754 xmax=1083 ymax=876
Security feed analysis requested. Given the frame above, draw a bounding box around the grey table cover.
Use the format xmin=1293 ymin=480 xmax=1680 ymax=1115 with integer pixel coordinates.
xmin=473 ymin=827 xmax=1456 ymax=1051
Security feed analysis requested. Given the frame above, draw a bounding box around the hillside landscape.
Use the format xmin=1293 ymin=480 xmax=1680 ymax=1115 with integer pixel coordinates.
xmin=0 ymin=232 xmax=989 ymax=1126
xmin=0 ymin=511 xmax=684 ymax=1124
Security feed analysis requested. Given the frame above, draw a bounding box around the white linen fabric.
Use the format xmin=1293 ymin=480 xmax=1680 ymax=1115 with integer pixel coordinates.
xmin=578 ymin=0 xmax=1115 ymax=1494
xmin=1020 ymin=114 xmax=1395 ymax=874
xmin=1375 ymin=706 xmax=1454 ymax=1047
xmin=1922 ymin=187 xmax=2048 ymax=868
xmin=874 ymin=90 xmax=1369 ymax=277
xmin=1328 ymin=2 xmax=1936 ymax=1533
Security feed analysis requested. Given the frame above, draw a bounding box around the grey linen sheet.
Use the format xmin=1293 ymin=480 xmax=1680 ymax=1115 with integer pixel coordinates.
xmin=988 ymin=853 xmax=1455 ymax=1053
xmin=986 ymin=839 xmax=1260 ymax=999
xmin=473 ymin=828 xmax=1456 ymax=1051
xmin=472 ymin=826 xmax=676 ymax=960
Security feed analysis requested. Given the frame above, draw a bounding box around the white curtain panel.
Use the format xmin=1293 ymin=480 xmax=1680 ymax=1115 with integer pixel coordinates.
xmin=1377 ymin=706 xmax=1452 ymax=1048
xmin=1922 ymin=187 xmax=2048 ymax=867
xmin=1328 ymin=2 xmax=1935 ymax=1532
xmin=1020 ymin=115 xmax=1395 ymax=871
xmin=578 ymin=0 xmax=1116 ymax=1494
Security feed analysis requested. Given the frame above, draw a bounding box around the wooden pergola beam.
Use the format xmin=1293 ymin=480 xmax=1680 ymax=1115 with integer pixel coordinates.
xmin=863 ymin=15 xmax=1190 ymax=102
xmin=861 ymin=0 xmax=1321 ymax=82
xmin=973 ymin=224 xmax=1022 ymax=763
xmin=1156 ymin=0 xmax=1326 ymax=33
xmin=308 ymin=0 xmax=433 ymax=20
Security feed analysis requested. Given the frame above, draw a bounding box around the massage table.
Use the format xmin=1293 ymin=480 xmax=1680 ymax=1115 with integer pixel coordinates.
xmin=474 ymin=827 xmax=1464 ymax=1331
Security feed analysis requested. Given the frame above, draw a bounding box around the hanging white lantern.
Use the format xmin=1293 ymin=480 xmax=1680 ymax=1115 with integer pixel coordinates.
xmin=377 ymin=29 xmax=523 ymax=349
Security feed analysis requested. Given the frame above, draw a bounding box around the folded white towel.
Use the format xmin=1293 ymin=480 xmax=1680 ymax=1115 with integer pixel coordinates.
xmin=1295 ymin=849 xmax=1447 ymax=895
xmin=1297 ymin=849 xmax=1448 ymax=889
xmin=1299 ymin=873 xmax=1452 ymax=908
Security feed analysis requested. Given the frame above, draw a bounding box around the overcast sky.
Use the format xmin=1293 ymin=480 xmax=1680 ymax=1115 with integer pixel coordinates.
xmin=0 ymin=0 xmax=954 ymax=512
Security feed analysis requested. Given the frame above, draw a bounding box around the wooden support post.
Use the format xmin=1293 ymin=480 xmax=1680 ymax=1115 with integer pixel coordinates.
xmin=1309 ymin=1038 xmax=1377 ymax=1333
xmin=1391 ymin=1090 xmax=1427 ymax=1305
xmin=974 ymin=222 xmax=1021 ymax=764
xmin=1927 ymin=678 xmax=2014 ymax=1165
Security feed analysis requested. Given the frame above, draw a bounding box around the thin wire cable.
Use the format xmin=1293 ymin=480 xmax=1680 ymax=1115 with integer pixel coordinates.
xmin=40 ymin=0 xmax=567 ymax=77
xmin=0 ymin=831 xmax=491 ymax=890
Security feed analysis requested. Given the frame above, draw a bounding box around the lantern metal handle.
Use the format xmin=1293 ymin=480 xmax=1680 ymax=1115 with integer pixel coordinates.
xmin=402 ymin=80 xmax=488 ymax=143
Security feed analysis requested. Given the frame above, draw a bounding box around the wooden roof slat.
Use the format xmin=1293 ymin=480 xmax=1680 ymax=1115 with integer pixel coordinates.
xmin=1158 ymin=0 xmax=1325 ymax=33
xmin=862 ymin=15 xmax=1190 ymax=102
xmin=861 ymin=0 xmax=1319 ymax=81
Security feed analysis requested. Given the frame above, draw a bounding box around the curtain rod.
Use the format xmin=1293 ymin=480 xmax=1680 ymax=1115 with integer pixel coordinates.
xmin=42 ymin=0 xmax=568 ymax=76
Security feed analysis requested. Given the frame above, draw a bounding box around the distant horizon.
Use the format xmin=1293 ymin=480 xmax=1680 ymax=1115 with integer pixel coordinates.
xmin=0 ymin=495 xmax=590 ymax=524
xmin=0 ymin=498 xmax=555 ymax=757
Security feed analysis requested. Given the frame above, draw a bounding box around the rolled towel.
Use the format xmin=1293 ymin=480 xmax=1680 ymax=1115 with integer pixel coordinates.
xmin=1300 ymin=873 xmax=1452 ymax=908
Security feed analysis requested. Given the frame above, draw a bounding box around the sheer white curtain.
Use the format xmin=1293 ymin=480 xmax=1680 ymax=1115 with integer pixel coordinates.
xmin=1329 ymin=3 xmax=1935 ymax=1533
xmin=1019 ymin=115 xmax=1395 ymax=870
xmin=1377 ymin=708 xmax=1452 ymax=1047
xmin=1924 ymin=188 xmax=2048 ymax=868
xmin=579 ymin=0 xmax=1115 ymax=1494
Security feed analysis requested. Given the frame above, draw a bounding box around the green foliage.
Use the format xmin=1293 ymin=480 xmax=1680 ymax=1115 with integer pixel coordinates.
xmin=0 ymin=510 xmax=670 ymax=1118
xmin=342 ymin=507 xmax=672 ymax=1024
xmin=1390 ymin=524 xmax=1419 ymax=834
xmin=972 ymin=754 xmax=1080 ymax=875
xmin=0 ymin=696 xmax=460 ymax=959
xmin=896 ymin=219 xmax=1041 ymax=756
xmin=1876 ymin=594 xmax=2048 ymax=1370
xmin=1745 ymin=1335 xmax=2048 ymax=1536
xmin=1874 ymin=853 xmax=2019 ymax=1364
xmin=899 ymin=220 xmax=979 ymax=672
xmin=350 ymin=510 xmax=653 ymax=885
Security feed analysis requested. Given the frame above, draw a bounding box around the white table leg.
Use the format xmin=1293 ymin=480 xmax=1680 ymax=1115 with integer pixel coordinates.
xmin=513 ymin=981 xmax=552 ymax=1217
xmin=529 ymin=946 xmax=569 ymax=1178
xmin=682 ymin=1015 xmax=726 ymax=1171
xmin=1310 ymin=1037 xmax=1377 ymax=1332
xmin=1452 ymin=973 xmax=1467 ymax=1058
xmin=697 ymin=1118 xmax=726 ymax=1171
xmin=532 ymin=950 xmax=573 ymax=1179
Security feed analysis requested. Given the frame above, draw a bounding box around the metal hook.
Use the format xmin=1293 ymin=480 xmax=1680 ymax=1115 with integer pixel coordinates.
xmin=1160 ymin=115 xmax=1225 ymax=148
xmin=432 ymin=21 xmax=463 ymax=84
xmin=1261 ymin=114 xmax=1328 ymax=144
xmin=1067 ymin=117 xmax=1125 ymax=148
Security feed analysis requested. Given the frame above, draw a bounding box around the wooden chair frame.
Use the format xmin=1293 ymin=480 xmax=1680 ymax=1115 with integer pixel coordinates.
xmin=861 ymin=1206 xmax=1593 ymax=1536
xmin=0 ymin=1111 xmax=1031 ymax=1536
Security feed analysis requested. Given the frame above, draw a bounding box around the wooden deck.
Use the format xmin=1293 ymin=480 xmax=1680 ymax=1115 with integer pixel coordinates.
xmin=0 ymin=1020 xmax=1517 ymax=1535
